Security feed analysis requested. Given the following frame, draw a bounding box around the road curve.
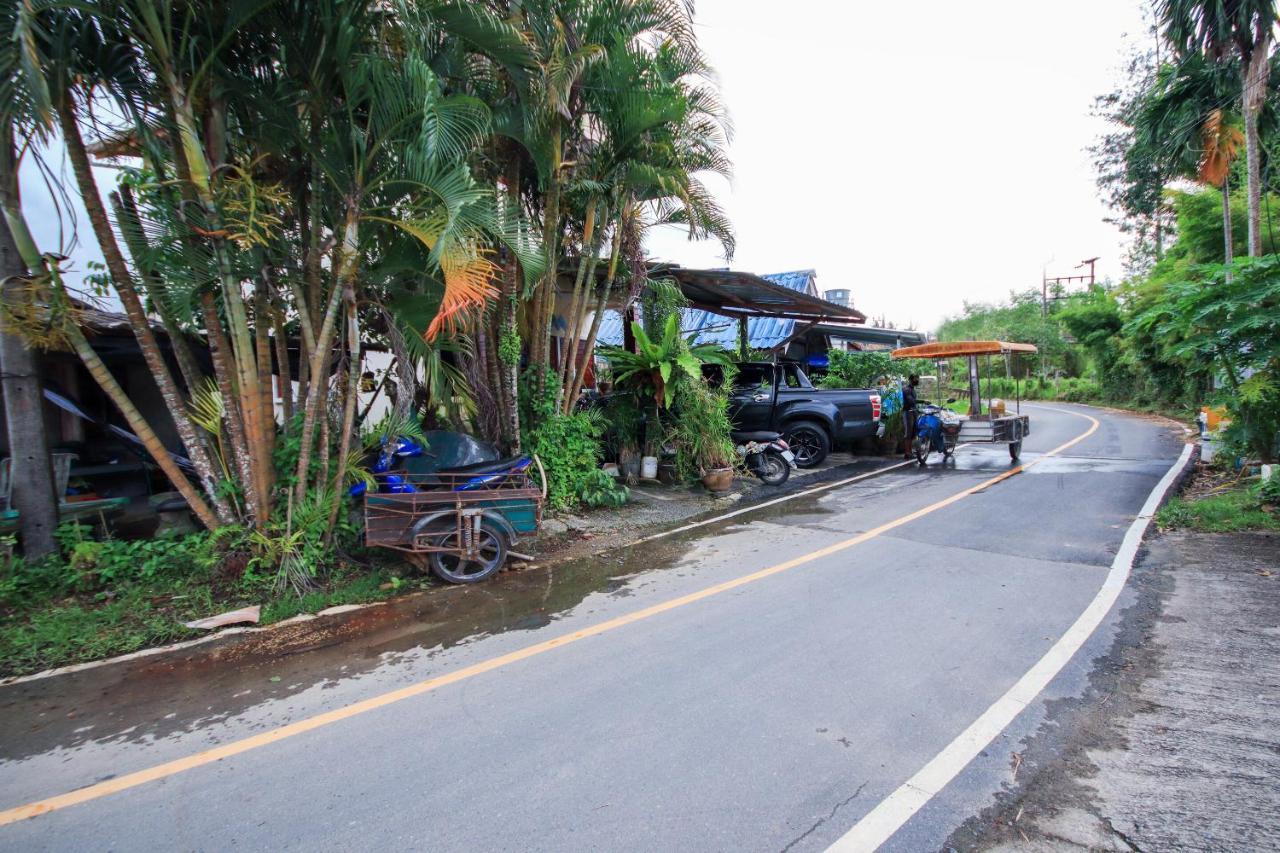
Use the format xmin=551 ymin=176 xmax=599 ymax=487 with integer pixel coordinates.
xmin=0 ymin=404 xmax=1188 ymax=851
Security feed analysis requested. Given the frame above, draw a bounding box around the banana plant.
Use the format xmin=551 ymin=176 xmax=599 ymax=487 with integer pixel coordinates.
xmin=600 ymin=314 xmax=727 ymax=408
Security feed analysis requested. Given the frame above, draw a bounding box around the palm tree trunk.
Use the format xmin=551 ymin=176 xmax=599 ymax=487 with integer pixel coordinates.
xmin=254 ymin=274 xmax=276 ymax=500
xmin=113 ymin=186 xmax=206 ymax=395
xmin=381 ymin=307 xmax=418 ymax=422
xmin=1223 ymin=175 xmax=1234 ymax=276
xmin=162 ymin=71 xmax=274 ymax=522
xmin=273 ymin=300 xmax=294 ymax=427
xmin=326 ymin=286 xmax=361 ymax=536
xmin=557 ymin=200 xmax=598 ymax=404
xmin=535 ymin=168 xmax=562 ymax=397
xmin=1243 ymin=33 xmax=1272 ymax=257
xmin=0 ymin=196 xmax=58 ymax=558
xmin=567 ymin=214 xmax=625 ymax=409
xmin=201 ymin=292 xmax=256 ymax=520
xmin=57 ymin=93 xmax=232 ymax=525
xmin=498 ymin=156 xmax=522 ymax=451
xmin=292 ymin=216 xmax=351 ymax=506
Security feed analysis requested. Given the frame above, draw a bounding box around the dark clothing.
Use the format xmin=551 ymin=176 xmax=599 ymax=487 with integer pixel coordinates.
xmin=902 ymin=383 xmax=918 ymax=457
xmin=902 ymin=384 xmax=917 ymax=413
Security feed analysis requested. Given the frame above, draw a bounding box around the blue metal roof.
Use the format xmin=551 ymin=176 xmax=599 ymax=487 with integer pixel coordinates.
xmin=596 ymin=269 xmax=818 ymax=350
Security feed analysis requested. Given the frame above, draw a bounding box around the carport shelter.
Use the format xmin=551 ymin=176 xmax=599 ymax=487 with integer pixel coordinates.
xmin=596 ymin=266 xmax=865 ymax=362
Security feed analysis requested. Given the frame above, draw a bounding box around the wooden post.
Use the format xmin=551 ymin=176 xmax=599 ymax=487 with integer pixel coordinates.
xmin=737 ymin=316 xmax=749 ymax=359
xmin=968 ymin=355 xmax=981 ymax=416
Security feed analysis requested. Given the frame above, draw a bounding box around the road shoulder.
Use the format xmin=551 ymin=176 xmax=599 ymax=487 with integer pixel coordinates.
xmin=947 ymin=528 xmax=1280 ymax=851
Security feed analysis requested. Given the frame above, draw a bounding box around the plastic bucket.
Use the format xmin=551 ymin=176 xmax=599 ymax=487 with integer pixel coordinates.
xmin=641 ymin=456 xmax=658 ymax=479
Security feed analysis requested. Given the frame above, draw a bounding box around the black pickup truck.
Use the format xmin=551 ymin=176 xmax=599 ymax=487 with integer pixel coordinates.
xmin=705 ymin=361 xmax=883 ymax=468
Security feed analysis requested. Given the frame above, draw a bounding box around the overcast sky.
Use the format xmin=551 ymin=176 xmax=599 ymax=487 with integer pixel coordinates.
xmin=646 ymin=0 xmax=1152 ymax=331
xmin=20 ymin=0 xmax=1151 ymax=333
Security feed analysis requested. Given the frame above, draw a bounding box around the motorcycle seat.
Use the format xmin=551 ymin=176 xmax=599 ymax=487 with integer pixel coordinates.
xmin=731 ymin=430 xmax=782 ymax=442
xmin=435 ymin=455 xmax=529 ymax=476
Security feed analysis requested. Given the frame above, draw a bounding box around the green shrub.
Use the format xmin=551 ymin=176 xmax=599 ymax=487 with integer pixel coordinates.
xmin=670 ymin=372 xmax=736 ymax=476
xmin=819 ymin=350 xmax=931 ymax=389
xmin=525 ymin=410 xmax=607 ymax=510
xmin=578 ymin=468 xmax=629 ymax=508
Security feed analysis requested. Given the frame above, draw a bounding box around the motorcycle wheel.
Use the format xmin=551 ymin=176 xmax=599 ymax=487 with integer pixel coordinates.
xmin=757 ymin=451 xmax=790 ymax=486
xmin=913 ymin=434 xmax=931 ymax=465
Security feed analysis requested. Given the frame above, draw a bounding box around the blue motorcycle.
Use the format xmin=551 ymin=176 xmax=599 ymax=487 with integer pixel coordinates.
xmin=912 ymin=403 xmax=961 ymax=464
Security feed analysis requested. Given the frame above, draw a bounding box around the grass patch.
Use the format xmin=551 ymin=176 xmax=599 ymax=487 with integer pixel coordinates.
xmin=1156 ymin=484 xmax=1280 ymax=532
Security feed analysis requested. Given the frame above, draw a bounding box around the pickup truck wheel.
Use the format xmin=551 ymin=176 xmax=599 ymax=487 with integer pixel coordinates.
xmin=784 ymin=422 xmax=830 ymax=468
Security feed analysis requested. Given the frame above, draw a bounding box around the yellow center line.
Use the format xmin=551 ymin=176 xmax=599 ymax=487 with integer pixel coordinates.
xmin=0 ymin=410 xmax=1100 ymax=827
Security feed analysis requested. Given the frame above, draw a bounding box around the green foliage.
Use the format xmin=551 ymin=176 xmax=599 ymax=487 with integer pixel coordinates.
xmin=498 ymin=321 xmax=521 ymax=366
xmin=248 ymin=488 xmax=356 ymax=596
xmin=669 ymin=372 xmax=736 ymax=474
xmin=524 ymin=410 xmax=608 ymax=510
xmin=818 ymin=350 xmax=931 ymax=389
xmin=600 ymin=316 xmax=729 ymax=408
xmin=937 ymin=289 xmax=1083 ymax=378
xmin=1156 ymin=484 xmax=1280 ymax=532
xmin=578 ymin=468 xmax=629 ymax=508
xmin=1131 ymin=254 xmax=1280 ymax=460
xmin=1 ymin=523 xmax=224 ymax=607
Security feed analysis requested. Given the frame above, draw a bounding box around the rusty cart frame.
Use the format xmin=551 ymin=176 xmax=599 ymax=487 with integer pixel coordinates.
xmin=363 ymin=463 xmax=545 ymax=583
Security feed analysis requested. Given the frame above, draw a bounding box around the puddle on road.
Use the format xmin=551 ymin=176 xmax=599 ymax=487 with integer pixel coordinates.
xmin=1 ymin=488 xmax=850 ymax=762
xmin=0 ymin=531 xmax=706 ymax=761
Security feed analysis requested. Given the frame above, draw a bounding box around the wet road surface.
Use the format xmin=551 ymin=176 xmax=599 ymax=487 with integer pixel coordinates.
xmin=0 ymin=404 xmax=1187 ymax=851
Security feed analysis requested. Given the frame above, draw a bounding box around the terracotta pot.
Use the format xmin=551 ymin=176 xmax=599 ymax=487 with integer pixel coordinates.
xmin=701 ymin=467 xmax=735 ymax=493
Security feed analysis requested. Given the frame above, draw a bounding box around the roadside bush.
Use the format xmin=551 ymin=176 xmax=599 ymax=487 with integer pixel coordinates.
xmin=669 ymin=372 xmax=736 ymax=477
xmin=525 ymin=410 xmax=607 ymax=510
xmin=819 ymin=351 xmax=931 ymax=389
xmin=578 ymin=468 xmax=629 ymax=508
xmin=1156 ymin=483 xmax=1280 ymax=532
xmin=1 ymin=523 xmax=225 ymax=607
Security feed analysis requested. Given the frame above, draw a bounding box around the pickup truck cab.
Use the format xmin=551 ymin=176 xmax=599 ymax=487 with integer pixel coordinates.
xmin=705 ymin=362 xmax=882 ymax=468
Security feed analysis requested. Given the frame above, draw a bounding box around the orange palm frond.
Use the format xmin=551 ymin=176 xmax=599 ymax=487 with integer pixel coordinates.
xmin=426 ymin=248 xmax=499 ymax=340
xmin=1199 ymin=109 xmax=1243 ymax=188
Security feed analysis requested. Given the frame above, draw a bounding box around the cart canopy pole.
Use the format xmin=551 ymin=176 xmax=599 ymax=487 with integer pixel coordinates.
xmin=967 ymin=355 xmax=981 ymax=416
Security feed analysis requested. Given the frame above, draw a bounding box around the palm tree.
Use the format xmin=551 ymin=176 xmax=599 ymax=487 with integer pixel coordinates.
xmin=1160 ymin=0 xmax=1278 ymax=256
xmin=1133 ymin=53 xmax=1244 ymax=265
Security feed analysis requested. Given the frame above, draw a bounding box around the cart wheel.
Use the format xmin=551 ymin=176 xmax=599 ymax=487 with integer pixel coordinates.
xmin=1009 ymin=440 xmax=1023 ymax=461
xmin=428 ymin=520 xmax=508 ymax=584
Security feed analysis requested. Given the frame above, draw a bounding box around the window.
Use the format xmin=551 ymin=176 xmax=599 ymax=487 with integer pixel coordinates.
xmin=733 ymin=364 xmax=772 ymax=391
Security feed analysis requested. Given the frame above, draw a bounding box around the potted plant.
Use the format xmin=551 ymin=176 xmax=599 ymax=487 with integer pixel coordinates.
xmin=600 ymin=316 xmax=731 ymax=484
xmin=672 ymin=375 xmax=738 ymax=494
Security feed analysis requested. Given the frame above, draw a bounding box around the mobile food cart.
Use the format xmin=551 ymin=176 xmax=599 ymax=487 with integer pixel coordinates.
xmin=890 ymin=340 xmax=1038 ymax=461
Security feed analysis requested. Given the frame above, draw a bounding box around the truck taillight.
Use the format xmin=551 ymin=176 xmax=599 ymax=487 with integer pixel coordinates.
xmin=871 ymin=394 xmax=881 ymax=420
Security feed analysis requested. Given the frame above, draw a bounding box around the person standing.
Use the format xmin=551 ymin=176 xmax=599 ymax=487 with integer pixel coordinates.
xmin=901 ymin=374 xmax=919 ymax=459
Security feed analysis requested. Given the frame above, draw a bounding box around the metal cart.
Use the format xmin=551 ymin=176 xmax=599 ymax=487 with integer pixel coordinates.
xmin=891 ymin=340 xmax=1039 ymax=461
xmin=363 ymin=461 xmax=544 ymax=584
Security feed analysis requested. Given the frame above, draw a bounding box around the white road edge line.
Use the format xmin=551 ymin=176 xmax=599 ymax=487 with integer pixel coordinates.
xmin=634 ymin=448 xmax=973 ymax=545
xmin=828 ymin=440 xmax=1196 ymax=853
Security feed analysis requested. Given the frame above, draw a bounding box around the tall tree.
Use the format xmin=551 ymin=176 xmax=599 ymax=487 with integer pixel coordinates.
xmin=0 ymin=131 xmax=58 ymax=558
xmin=1160 ymin=0 xmax=1278 ymax=256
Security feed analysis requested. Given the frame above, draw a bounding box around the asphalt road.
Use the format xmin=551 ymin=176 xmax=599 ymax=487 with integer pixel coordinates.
xmin=0 ymin=404 xmax=1188 ymax=851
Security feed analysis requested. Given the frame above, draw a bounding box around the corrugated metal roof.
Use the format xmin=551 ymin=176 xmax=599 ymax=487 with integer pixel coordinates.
xmin=596 ymin=269 xmax=827 ymax=349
